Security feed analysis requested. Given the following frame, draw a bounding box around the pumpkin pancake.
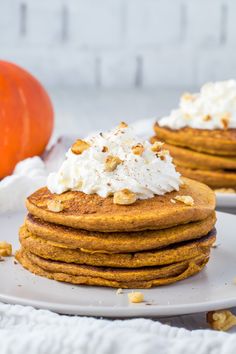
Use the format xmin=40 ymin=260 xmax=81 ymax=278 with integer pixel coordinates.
xmin=19 ymin=226 xmax=216 ymax=268
xmin=154 ymin=123 xmax=236 ymax=156
xmin=25 ymin=213 xmax=216 ymax=253
xmin=176 ymin=166 xmax=236 ymax=189
xmin=16 ymin=248 xmax=209 ymax=288
xmin=151 ymin=136 xmax=236 ymax=171
xmin=26 ymin=177 xmax=215 ymax=232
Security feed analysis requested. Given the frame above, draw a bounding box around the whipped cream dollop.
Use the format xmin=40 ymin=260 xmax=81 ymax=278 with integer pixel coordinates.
xmin=159 ymin=80 xmax=236 ymax=130
xmin=47 ymin=124 xmax=181 ymax=199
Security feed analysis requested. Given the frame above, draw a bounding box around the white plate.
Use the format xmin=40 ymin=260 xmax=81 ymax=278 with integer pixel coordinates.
xmin=0 ymin=211 xmax=236 ymax=318
xmin=216 ymin=192 xmax=236 ymax=208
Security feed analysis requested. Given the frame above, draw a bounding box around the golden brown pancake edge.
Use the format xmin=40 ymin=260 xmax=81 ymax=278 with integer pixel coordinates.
xmin=15 ymin=248 xmax=209 ymax=289
xmin=19 ymin=226 xmax=216 ymax=268
xmin=176 ymin=166 xmax=236 ymax=189
xmin=25 ymin=177 xmax=216 ymax=232
xmin=25 ymin=212 xmax=216 ymax=253
xmin=151 ymin=137 xmax=236 ymax=171
xmin=154 ymin=123 xmax=236 ymax=156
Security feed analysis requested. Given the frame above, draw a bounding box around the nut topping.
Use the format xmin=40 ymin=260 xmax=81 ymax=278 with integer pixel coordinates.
xmin=221 ymin=113 xmax=231 ymax=130
xmin=207 ymin=310 xmax=236 ymax=331
xmin=71 ymin=139 xmax=90 ymax=155
xmin=151 ymin=141 xmax=164 ymax=153
xmin=119 ymin=121 xmax=128 ymax=129
xmin=203 ymin=114 xmax=212 ymax=121
xmin=47 ymin=200 xmax=64 ymax=212
xmin=113 ymin=189 xmax=137 ymax=205
xmin=102 ymin=146 xmax=108 ymax=153
xmin=105 ymin=155 xmax=123 ymax=172
xmin=128 ymin=292 xmax=144 ymax=303
xmin=0 ymin=241 xmax=12 ymax=257
xmin=174 ymin=195 xmax=194 ymax=206
xmin=132 ymin=143 xmax=144 ymax=156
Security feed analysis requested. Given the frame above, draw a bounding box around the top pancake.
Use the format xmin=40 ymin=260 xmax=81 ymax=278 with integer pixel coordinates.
xmin=154 ymin=123 xmax=236 ymax=156
xmin=26 ymin=177 xmax=215 ymax=232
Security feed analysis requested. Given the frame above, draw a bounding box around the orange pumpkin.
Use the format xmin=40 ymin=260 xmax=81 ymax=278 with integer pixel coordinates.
xmin=0 ymin=61 xmax=54 ymax=179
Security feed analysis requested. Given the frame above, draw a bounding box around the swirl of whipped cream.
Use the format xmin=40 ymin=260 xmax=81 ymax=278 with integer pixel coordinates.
xmin=159 ymin=80 xmax=236 ymax=130
xmin=47 ymin=124 xmax=181 ymax=199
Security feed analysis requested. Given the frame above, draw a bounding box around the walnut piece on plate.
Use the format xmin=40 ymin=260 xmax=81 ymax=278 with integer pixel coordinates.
xmin=128 ymin=292 xmax=144 ymax=303
xmin=207 ymin=310 xmax=236 ymax=331
xmin=0 ymin=241 xmax=12 ymax=257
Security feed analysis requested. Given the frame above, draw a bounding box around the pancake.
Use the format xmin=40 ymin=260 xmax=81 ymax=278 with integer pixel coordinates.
xmin=176 ymin=166 xmax=236 ymax=189
xmin=151 ymin=136 xmax=236 ymax=171
xmin=154 ymin=123 xmax=236 ymax=156
xmin=25 ymin=213 xmax=216 ymax=253
xmin=19 ymin=226 xmax=216 ymax=268
xmin=16 ymin=248 xmax=209 ymax=288
xmin=26 ymin=177 xmax=215 ymax=232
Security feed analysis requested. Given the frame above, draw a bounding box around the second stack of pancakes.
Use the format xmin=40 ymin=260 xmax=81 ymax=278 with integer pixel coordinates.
xmin=17 ymin=177 xmax=216 ymax=288
xmin=152 ymin=124 xmax=236 ymax=190
xmin=151 ymin=80 xmax=236 ymax=190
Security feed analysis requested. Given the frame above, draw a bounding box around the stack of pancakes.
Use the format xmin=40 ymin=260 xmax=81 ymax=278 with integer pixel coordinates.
xmin=16 ymin=178 xmax=216 ymax=288
xmin=152 ymin=123 xmax=236 ymax=189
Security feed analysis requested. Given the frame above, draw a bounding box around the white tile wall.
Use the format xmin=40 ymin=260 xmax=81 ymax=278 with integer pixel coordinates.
xmin=126 ymin=0 xmax=181 ymax=46
xmin=186 ymin=0 xmax=222 ymax=46
xmin=0 ymin=0 xmax=236 ymax=89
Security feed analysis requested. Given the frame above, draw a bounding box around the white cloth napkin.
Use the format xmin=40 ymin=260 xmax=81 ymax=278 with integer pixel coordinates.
xmin=1 ymin=303 xmax=236 ymax=354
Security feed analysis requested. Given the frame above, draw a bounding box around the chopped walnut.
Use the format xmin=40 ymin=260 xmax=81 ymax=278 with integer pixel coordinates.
xmin=128 ymin=292 xmax=144 ymax=303
xmin=119 ymin=121 xmax=128 ymax=129
xmin=157 ymin=150 xmax=169 ymax=161
xmin=170 ymin=199 xmax=176 ymax=204
xmin=207 ymin=310 xmax=236 ymax=331
xmin=221 ymin=113 xmax=231 ymax=130
xmin=116 ymin=288 xmax=123 ymax=295
xmin=71 ymin=139 xmax=90 ymax=155
xmin=132 ymin=143 xmax=145 ymax=156
xmin=102 ymin=146 xmax=108 ymax=153
xmin=0 ymin=242 xmax=12 ymax=257
xmin=113 ymin=189 xmax=137 ymax=205
xmin=47 ymin=200 xmax=64 ymax=212
xmin=203 ymin=114 xmax=212 ymax=121
xmin=105 ymin=155 xmax=123 ymax=172
xmin=151 ymin=141 xmax=164 ymax=153
xmin=175 ymin=195 xmax=194 ymax=206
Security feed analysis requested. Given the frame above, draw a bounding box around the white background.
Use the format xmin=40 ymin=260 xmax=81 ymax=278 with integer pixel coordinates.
xmin=1 ymin=0 xmax=236 ymax=134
